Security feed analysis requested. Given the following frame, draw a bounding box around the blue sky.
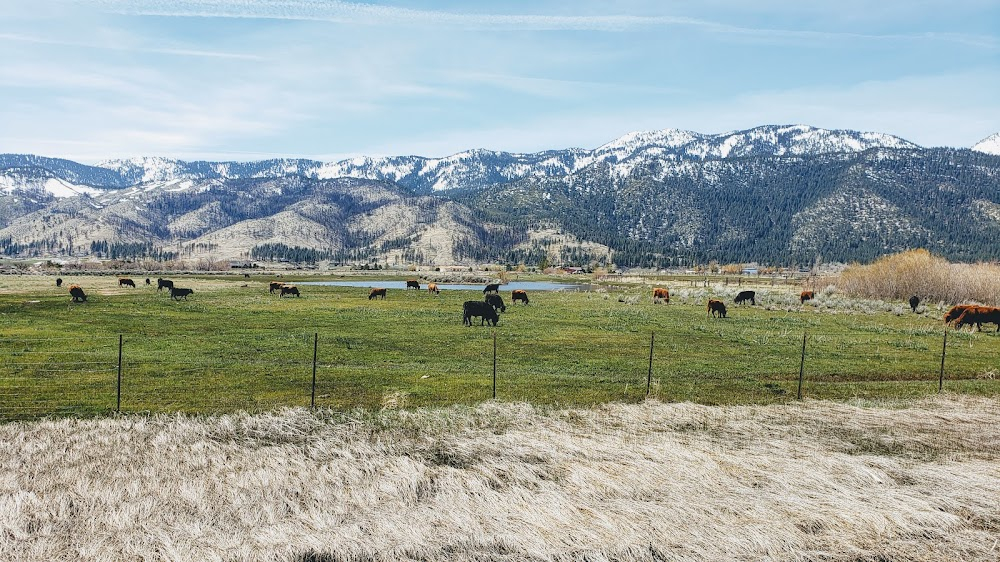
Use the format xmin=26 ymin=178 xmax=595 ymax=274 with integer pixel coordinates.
xmin=1 ymin=0 xmax=998 ymax=162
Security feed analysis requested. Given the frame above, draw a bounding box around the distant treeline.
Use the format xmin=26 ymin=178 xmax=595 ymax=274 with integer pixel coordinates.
xmin=250 ymin=243 xmax=331 ymax=264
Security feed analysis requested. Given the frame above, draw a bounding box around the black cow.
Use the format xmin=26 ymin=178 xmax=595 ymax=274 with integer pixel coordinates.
xmin=69 ymin=284 xmax=87 ymax=302
xmin=170 ymin=287 xmax=194 ymax=300
xmin=269 ymin=281 xmax=284 ymax=294
xmin=734 ymin=290 xmax=756 ymax=306
xmin=483 ymin=283 xmax=500 ymax=294
xmin=157 ymin=278 xmax=174 ymax=292
xmin=145 ymin=278 xmax=151 ymax=286
xmin=119 ymin=278 xmax=136 ymax=288
xmin=280 ymin=285 xmax=300 ymax=297
xmin=707 ymin=299 xmax=727 ymax=318
xmin=55 ymin=278 xmax=63 ymax=287
xmin=909 ymin=295 xmax=920 ymax=313
xmin=463 ymin=300 xmax=499 ymax=326
xmin=485 ymin=294 xmax=506 ymax=312
xmin=405 ymin=279 xmax=420 ymax=290
xmin=369 ymin=287 xmax=387 ymax=300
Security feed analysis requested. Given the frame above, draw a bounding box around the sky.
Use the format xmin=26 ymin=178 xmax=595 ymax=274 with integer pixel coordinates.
xmin=1 ymin=0 xmax=998 ymax=163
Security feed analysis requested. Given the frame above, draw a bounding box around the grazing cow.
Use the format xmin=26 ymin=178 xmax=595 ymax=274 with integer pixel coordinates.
xmin=118 ymin=278 xmax=136 ymax=288
xmin=404 ymin=279 xmax=420 ymax=290
xmin=368 ymin=287 xmax=387 ymax=300
xmin=707 ymin=299 xmax=727 ymax=318
xmin=55 ymin=278 xmax=62 ymax=287
xmin=157 ymin=278 xmax=174 ymax=292
xmin=485 ymin=294 xmax=506 ymax=313
xmin=652 ymin=287 xmax=670 ymax=303
xmin=512 ymin=289 xmax=529 ymax=305
xmin=734 ymin=290 xmax=756 ymax=306
xmin=463 ymin=300 xmax=499 ymax=326
xmin=145 ymin=278 xmax=151 ymax=286
xmin=909 ymin=295 xmax=920 ymax=313
xmin=68 ymin=284 xmax=87 ymax=303
xmin=170 ymin=287 xmax=194 ymax=300
xmin=800 ymin=291 xmax=814 ymax=304
xmin=428 ymin=283 xmax=440 ymax=294
xmin=269 ymin=281 xmax=284 ymax=294
xmin=944 ymin=304 xmax=976 ymax=325
xmin=483 ymin=283 xmax=500 ymax=295
xmin=953 ymin=305 xmax=1000 ymax=332
xmin=280 ymin=285 xmax=300 ymax=297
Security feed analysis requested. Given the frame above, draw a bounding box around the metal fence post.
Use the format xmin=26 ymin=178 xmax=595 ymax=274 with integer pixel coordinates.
xmin=116 ymin=334 xmax=123 ymax=413
xmin=646 ymin=332 xmax=654 ymax=397
xmin=311 ymin=332 xmax=318 ymax=408
xmin=797 ymin=332 xmax=807 ymax=400
xmin=939 ymin=329 xmax=947 ymax=393
xmin=492 ymin=331 xmax=497 ymax=400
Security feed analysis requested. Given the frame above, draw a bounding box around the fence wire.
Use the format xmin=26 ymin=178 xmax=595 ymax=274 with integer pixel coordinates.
xmin=0 ymin=327 xmax=996 ymax=420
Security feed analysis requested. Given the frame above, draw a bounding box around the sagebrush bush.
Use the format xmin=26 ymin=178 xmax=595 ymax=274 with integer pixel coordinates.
xmin=836 ymin=249 xmax=1000 ymax=304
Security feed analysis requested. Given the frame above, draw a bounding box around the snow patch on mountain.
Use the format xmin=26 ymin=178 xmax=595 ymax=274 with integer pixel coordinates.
xmin=0 ymin=174 xmax=103 ymax=198
xmin=972 ymin=133 xmax=1000 ymax=155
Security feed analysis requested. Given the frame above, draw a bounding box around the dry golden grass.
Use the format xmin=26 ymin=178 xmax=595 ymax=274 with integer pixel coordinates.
xmin=0 ymin=396 xmax=997 ymax=561
xmin=837 ymin=249 xmax=1000 ymax=304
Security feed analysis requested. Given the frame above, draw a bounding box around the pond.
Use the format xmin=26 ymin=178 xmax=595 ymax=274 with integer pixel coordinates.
xmin=298 ymin=280 xmax=591 ymax=292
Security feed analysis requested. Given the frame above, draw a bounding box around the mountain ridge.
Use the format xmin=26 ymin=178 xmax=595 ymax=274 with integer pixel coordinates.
xmin=1 ymin=125 xmax=998 ymax=267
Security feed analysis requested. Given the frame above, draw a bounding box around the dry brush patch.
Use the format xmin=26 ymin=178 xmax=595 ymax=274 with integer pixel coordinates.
xmin=836 ymin=249 xmax=1000 ymax=305
xmin=0 ymin=396 xmax=997 ymax=561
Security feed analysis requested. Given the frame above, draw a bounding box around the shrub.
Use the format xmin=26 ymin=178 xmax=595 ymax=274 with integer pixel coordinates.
xmin=836 ymin=249 xmax=1000 ymax=305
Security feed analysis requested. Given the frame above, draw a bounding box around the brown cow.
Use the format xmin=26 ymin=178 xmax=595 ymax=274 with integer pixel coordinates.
xmin=269 ymin=281 xmax=284 ymax=294
xmin=368 ymin=287 xmax=387 ymax=300
xmin=800 ymin=291 xmax=814 ymax=304
xmin=652 ymin=287 xmax=670 ymax=303
xmin=428 ymin=283 xmax=440 ymax=294
xmin=944 ymin=304 xmax=976 ymax=325
xmin=512 ymin=289 xmax=529 ymax=305
xmin=953 ymin=306 xmax=1000 ymax=332
xmin=707 ymin=299 xmax=727 ymax=318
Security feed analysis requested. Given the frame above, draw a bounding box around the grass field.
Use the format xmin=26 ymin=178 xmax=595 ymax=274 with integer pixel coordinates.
xmin=0 ymin=273 xmax=997 ymax=419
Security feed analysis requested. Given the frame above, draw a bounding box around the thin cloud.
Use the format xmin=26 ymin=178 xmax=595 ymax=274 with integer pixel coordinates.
xmin=74 ymin=0 xmax=999 ymax=48
xmin=0 ymin=32 xmax=267 ymax=60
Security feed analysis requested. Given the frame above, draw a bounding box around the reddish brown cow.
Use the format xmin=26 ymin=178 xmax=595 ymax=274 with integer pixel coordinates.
xmin=428 ymin=283 xmax=440 ymax=294
xmin=368 ymin=287 xmax=387 ymax=300
xmin=953 ymin=306 xmax=1000 ymax=332
xmin=800 ymin=291 xmax=814 ymax=304
xmin=944 ymin=304 xmax=975 ymax=325
xmin=269 ymin=281 xmax=284 ymax=294
xmin=652 ymin=288 xmax=670 ymax=303
xmin=511 ymin=289 xmax=529 ymax=305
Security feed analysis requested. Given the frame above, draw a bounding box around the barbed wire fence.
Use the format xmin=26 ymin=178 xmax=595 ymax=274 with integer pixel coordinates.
xmin=0 ymin=327 xmax=995 ymax=421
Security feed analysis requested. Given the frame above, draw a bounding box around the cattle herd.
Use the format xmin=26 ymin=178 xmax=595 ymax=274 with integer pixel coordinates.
xmin=52 ymin=274 xmax=1000 ymax=333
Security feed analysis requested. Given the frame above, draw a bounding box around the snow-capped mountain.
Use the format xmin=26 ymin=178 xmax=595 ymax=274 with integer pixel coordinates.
xmin=972 ymin=132 xmax=1000 ymax=156
xmin=1 ymin=125 xmax=923 ymax=198
xmin=3 ymin=124 xmax=998 ymax=266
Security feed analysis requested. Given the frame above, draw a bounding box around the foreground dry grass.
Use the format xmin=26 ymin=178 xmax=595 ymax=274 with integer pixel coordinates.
xmin=0 ymin=397 xmax=997 ymax=561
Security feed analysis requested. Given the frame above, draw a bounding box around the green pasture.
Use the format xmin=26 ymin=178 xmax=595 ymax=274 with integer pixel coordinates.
xmin=0 ymin=274 xmax=997 ymax=419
